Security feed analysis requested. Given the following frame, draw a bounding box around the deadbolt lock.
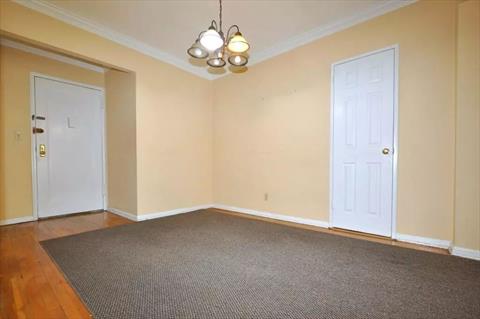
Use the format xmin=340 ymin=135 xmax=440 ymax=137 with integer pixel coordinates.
xmin=39 ymin=144 xmax=46 ymax=157
xmin=33 ymin=127 xmax=44 ymax=134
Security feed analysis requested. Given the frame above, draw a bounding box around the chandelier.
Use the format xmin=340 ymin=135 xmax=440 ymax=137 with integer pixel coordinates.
xmin=187 ymin=0 xmax=250 ymax=68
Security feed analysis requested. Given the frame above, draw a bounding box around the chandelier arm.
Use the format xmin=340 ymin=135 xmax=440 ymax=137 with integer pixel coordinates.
xmin=210 ymin=19 xmax=218 ymax=30
xmin=196 ymin=30 xmax=206 ymax=40
xmin=226 ymin=24 xmax=240 ymax=40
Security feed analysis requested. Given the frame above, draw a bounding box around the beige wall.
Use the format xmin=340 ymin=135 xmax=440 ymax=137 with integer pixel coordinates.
xmin=105 ymin=70 xmax=138 ymax=214
xmin=0 ymin=45 xmax=104 ymax=221
xmin=213 ymin=0 xmax=458 ymax=241
xmin=454 ymin=0 xmax=480 ymax=250
xmin=0 ymin=0 xmax=213 ymax=218
xmin=135 ymin=65 xmax=213 ymax=214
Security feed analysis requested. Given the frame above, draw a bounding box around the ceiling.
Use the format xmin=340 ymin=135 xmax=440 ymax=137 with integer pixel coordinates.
xmin=20 ymin=0 xmax=414 ymax=79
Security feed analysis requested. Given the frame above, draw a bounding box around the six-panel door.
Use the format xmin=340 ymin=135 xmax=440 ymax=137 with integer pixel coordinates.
xmin=331 ymin=49 xmax=395 ymax=237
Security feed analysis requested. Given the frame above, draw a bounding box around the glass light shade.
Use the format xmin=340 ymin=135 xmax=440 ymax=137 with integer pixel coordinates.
xmin=187 ymin=40 xmax=208 ymax=59
xmin=200 ymin=28 xmax=224 ymax=51
xmin=228 ymin=54 xmax=248 ymax=66
xmin=207 ymin=49 xmax=225 ymax=68
xmin=207 ymin=57 xmax=226 ymax=68
xmin=227 ymin=32 xmax=249 ymax=53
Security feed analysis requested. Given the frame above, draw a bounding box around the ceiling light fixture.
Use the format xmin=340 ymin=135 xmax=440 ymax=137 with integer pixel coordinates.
xmin=187 ymin=0 xmax=250 ymax=69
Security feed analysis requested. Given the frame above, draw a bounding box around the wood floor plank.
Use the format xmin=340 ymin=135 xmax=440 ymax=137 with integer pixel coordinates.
xmin=0 ymin=226 xmax=18 ymax=319
xmin=10 ymin=277 xmax=27 ymax=319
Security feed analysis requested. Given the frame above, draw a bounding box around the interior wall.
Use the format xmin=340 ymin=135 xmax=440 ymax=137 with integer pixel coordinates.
xmin=105 ymin=70 xmax=137 ymax=214
xmin=0 ymin=45 xmax=104 ymax=221
xmin=213 ymin=0 xmax=458 ymax=242
xmin=135 ymin=65 xmax=213 ymax=214
xmin=454 ymin=0 xmax=480 ymax=251
xmin=0 ymin=0 xmax=213 ymax=218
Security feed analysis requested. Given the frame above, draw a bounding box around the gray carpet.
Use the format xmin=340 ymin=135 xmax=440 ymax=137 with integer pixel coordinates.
xmin=41 ymin=210 xmax=480 ymax=319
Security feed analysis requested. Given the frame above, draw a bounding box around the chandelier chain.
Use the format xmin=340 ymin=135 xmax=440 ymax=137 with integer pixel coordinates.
xmin=219 ymin=0 xmax=223 ymax=33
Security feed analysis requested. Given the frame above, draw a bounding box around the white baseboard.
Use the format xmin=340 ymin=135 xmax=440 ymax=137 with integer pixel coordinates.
xmin=138 ymin=204 xmax=213 ymax=221
xmin=0 ymin=216 xmax=37 ymax=226
xmin=107 ymin=208 xmax=139 ymax=221
xmin=213 ymin=204 xmax=330 ymax=229
xmin=108 ymin=204 xmax=213 ymax=222
xmin=396 ymin=233 xmax=451 ymax=249
xmin=449 ymin=246 xmax=480 ymax=261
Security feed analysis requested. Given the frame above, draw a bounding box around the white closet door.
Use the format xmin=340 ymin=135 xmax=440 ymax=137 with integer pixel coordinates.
xmin=331 ymin=49 xmax=395 ymax=237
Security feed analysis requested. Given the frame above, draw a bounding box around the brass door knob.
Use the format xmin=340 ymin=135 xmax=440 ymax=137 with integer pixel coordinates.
xmin=382 ymin=148 xmax=390 ymax=155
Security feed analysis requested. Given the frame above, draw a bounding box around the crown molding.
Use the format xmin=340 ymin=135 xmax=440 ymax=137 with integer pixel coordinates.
xmin=247 ymin=0 xmax=416 ymax=67
xmin=212 ymin=0 xmax=416 ymax=80
xmin=1 ymin=38 xmax=105 ymax=73
xmin=12 ymin=0 xmax=215 ymax=80
xmin=13 ymin=0 xmax=416 ymax=81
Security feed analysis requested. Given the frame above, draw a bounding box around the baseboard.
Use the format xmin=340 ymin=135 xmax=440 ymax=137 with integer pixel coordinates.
xmin=138 ymin=204 xmax=214 ymax=221
xmin=107 ymin=208 xmax=139 ymax=221
xmin=449 ymin=246 xmax=480 ymax=261
xmin=395 ymin=233 xmax=451 ymax=249
xmin=108 ymin=204 xmax=214 ymax=222
xmin=213 ymin=204 xmax=330 ymax=229
xmin=0 ymin=216 xmax=37 ymax=226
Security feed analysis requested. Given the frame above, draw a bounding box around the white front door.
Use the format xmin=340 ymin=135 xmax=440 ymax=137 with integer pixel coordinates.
xmin=331 ymin=48 xmax=396 ymax=237
xmin=33 ymin=76 xmax=104 ymax=218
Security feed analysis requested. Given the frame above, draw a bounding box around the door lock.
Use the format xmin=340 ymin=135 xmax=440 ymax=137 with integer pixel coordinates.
xmin=382 ymin=148 xmax=390 ymax=155
xmin=39 ymin=144 xmax=46 ymax=157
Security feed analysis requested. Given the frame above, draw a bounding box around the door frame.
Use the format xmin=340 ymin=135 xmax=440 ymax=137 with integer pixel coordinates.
xmin=30 ymin=72 xmax=107 ymax=220
xmin=328 ymin=45 xmax=399 ymax=239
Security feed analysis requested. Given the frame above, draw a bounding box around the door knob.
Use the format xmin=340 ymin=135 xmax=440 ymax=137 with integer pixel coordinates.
xmin=382 ymin=148 xmax=390 ymax=155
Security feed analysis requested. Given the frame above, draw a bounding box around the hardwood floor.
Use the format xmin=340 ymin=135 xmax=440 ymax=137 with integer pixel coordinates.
xmin=0 ymin=212 xmax=132 ymax=319
xmin=0 ymin=209 xmax=447 ymax=319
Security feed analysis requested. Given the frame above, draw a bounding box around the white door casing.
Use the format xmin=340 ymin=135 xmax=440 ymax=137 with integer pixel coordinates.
xmin=331 ymin=47 xmax=397 ymax=237
xmin=32 ymin=75 xmax=105 ymax=218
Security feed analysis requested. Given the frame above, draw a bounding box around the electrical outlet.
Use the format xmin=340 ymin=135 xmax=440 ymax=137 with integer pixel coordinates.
xmin=264 ymin=193 xmax=269 ymax=201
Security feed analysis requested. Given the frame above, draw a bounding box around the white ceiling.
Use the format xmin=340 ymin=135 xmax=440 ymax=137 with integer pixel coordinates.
xmin=17 ymin=0 xmax=414 ymax=79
